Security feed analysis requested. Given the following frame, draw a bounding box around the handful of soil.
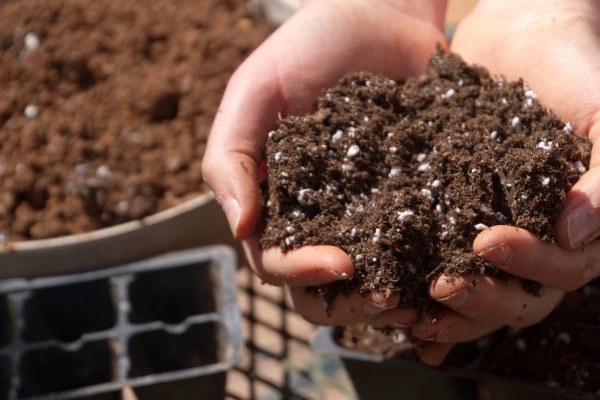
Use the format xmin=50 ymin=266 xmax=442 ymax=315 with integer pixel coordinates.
xmin=260 ymin=49 xmax=592 ymax=312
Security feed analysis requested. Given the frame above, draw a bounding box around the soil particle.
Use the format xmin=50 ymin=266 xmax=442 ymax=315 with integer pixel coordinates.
xmin=478 ymin=286 xmax=600 ymax=395
xmin=336 ymin=323 xmax=489 ymax=368
xmin=0 ymin=0 xmax=271 ymax=241
xmin=337 ymin=286 xmax=600 ymax=396
xmin=261 ymin=49 xmax=592 ymax=313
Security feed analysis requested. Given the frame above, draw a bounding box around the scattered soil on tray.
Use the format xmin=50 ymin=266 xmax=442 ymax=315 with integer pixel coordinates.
xmin=335 ymin=323 xmax=487 ymax=368
xmin=0 ymin=0 xmax=271 ymax=242
xmin=479 ymin=286 xmax=600 ymax=396
xmin=336 ymin=286 xmax=600 ymax=397
xmin=260 ymin=49 xmax=591 ymax=313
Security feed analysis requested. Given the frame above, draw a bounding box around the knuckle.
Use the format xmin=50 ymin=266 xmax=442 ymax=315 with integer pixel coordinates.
xmin=248 ymin=265 xmax=280 ymax=287
xmin=201 ymin=156 xmax=217 ymax=183
xmin=295 ymin=309 xmax=320 ymax=325
xmin=294 ymin=304 xmax=328 ymax=326
xmin=289 ymin=290 xmax=330 ymax=326
xmin=562 ymin=279 xmax=584 ymax=292
xmin=475 ymin=292 xmax=504 ymax=321
xmin=523 ymin=261 xmax=540 ymax=278
xmin=508 ymin=317 xmax=533 ymax=329
xmin=577 ymin=258 xmax=600 ymax=288
xmin=560 ymin=258 xmax=599 ymax=292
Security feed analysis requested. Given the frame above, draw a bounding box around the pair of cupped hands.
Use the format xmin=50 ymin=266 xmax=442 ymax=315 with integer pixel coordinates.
xmin=203 ymin=0 xmax=600 ymax=365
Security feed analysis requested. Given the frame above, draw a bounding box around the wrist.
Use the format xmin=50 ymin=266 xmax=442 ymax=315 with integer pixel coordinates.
xmin=303 ymin=0 xmax=447 ymax=32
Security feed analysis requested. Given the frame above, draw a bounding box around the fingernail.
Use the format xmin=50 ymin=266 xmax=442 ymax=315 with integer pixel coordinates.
xmin=390 ymin=321 xmax=415 ymax=328
xmin=567 ymin=205 xmax=600 ymax=248
xmin=477 ymin=242 xmax=513 ymax=266
xmin=361 ymin=301 xmax=395 ymax=315
xmin=223 ymin=197 xmax=240 ymax=236
xmin=437 ymin=288 xmax=470 ymax=308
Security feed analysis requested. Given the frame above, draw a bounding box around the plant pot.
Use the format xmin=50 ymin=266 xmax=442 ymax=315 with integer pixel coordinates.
xmin=311 ymin=327 xmax=596 ymax=400
xmin=0 ymin=245 xmax=241 ymax=400
xmin=0 ymin=193 xmax=243 ymax=279
xmin=0 ymin=0 xmax=305 ymax=281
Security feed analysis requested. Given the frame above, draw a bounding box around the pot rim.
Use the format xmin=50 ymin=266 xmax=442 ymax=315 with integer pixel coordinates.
xmin=0 ymin=191 xmax=216 ymax=253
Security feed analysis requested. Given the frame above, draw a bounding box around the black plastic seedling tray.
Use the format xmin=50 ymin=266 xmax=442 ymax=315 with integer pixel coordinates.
xmin=0 ymin=245 xmax=240 ymax=400
xmin=312 ymin=327 xmax=596 ymax=400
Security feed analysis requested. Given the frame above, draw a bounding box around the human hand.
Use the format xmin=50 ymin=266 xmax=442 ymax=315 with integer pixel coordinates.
xmin=202 ymin=0 xmax=447 ymax=328
xmin=413 ymin=0 xmax=600 ymax=365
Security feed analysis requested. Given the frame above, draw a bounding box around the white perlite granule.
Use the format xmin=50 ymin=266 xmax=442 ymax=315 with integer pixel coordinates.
xmin=24 ymin=32 xmax=40 ymax=51
xmin=511 ymin=116 xmax=521 ymax=131
xmin=24 ymin=104 xmax=39 ymax=119
xmin=347 ymin=145 xmax=360 ymax=158
xmin=397 ymin=210 xmax=414 ymax=221
xmin=297 ymin=189 xmax=314 ymax=206
xmin=332 ymin=130 xmax=344 ymax=142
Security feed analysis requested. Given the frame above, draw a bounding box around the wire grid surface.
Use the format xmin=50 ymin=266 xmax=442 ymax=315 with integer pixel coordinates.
xmin=226 ymin=267 xmax=357 ymax=400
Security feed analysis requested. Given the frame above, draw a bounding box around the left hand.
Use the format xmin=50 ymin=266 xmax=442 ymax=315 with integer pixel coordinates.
xmin=412 ymin=0 xmax=600 ymax=365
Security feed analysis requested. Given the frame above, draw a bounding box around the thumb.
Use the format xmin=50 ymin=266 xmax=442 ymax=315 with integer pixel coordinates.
xmin=202 ymin=34 xmax=283 ymax=240
xmin=555 ymin=140 xmax=600 ymax=249
xmin=203 ymin=151 xmax=264 ymax=240
xmin=554 ymin=118 xmax=600 ymax=249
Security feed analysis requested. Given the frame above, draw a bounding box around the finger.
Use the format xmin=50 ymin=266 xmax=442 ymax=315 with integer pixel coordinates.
xmin=122 ymin=388 xmax=138 ymax=400
xmin=411 ymin=310 xmax=502 ymax=343
xmin=555 ymin=165 xmax=600 ymax=249
xmin=416 ymin=342 xmax=455 ymax=367
xmin=430 ymin=274 xmax=564 ymax=328
xmin=243 ymin=236 xmax=354 ymax=286
xmin=290 ymin=288 xmax=419 ymax=326
xmin=203 ymin=2 xmax=447 ymax=239
xmin=474 ymin=225 xmax=600 ymax=291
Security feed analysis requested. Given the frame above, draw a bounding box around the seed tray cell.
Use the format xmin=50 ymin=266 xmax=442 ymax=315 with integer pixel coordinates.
xmin=0 ymin=246 xmax=240 ymax=400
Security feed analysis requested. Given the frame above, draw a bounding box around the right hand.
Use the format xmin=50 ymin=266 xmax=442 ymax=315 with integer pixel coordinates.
xmin=202 ymin=0 xmax=447 ymax=328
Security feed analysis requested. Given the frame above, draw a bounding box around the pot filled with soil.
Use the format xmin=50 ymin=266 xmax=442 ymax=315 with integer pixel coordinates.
xmin=261 ymin=49 xmax=595 ymax=399
xmin=0 ymin=0 xmax=274 ymax=278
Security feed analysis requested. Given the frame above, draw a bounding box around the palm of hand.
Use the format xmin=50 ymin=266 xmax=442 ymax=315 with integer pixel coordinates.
xmin=412 ymin=2 xmax=600 ymax=365
xmin=203 ymin=0 xmax=447 ymax=330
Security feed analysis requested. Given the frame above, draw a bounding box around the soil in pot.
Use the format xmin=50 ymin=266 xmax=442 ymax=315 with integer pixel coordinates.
xmin=260 ymin=48 xmax=592 ymax=313
xmin=0 ymin=0 xmax=271 ymax=242
xmin=335 ymin=287 xmax=600 ymax=397
xmin=335 ymin=323 xmax=489 ymax=368
xmin=478 ymin=287 xmax=600 ymax=396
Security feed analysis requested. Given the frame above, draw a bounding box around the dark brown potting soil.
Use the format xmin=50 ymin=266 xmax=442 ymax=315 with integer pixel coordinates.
xmin=335 ymin=323 xmax=487 ymax=368
xmin=336 ymin=287 xmax=600 ymax=396
xmin=260 ymin=49 xmax=592 ymax=312
xmin=479 ymin=287 xmax=600 ymax=395
xmin=0 ymin=0 xmax=271 ymax=242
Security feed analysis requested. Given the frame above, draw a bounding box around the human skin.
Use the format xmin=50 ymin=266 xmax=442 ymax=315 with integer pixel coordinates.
xmin=203 ymin=0 xmax=449 ymax=331
xmin=202 ymin=0 xmax=600 ymax=365
xmin=418 ymin=0 xmax=600 ymax=365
